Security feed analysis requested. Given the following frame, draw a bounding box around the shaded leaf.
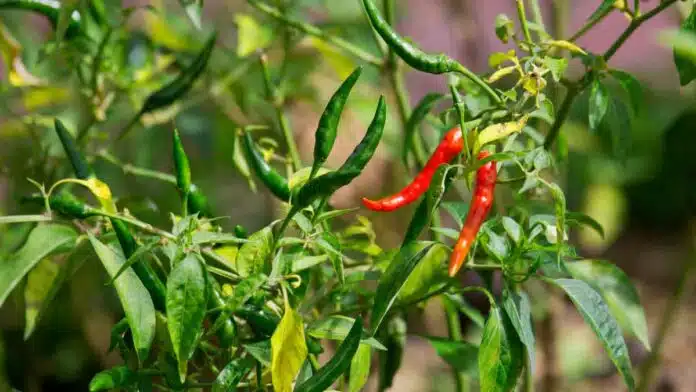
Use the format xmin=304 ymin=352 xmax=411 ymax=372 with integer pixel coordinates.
xmin=478 ymin=307 xmax=524 ymax=392
xmin=609 ymin=69 xmax=642 ymax=114
xmin=502 ymin=286 xmax=535 ymax=371
xmin=397 ymin=243 xmax=448 ymax=302
xmin=213 ymin=358 xmax=254 ymax=392
xmin=426 ymin=336 xmax=478 ymax=376
xmin=674 ymin=5 xmax=696 ymax=86
xmin=588 ymin=78 xmax=609 ymax=132
xmin=89 ymin=366 xmax=135 ymax=391
xmin=348 ymin=343 xmax=371 ymax=392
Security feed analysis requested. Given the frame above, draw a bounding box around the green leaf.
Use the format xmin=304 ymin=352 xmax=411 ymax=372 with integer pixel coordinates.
xmin=588 ymin=78 xmax=609 ymax=132
xmin=24 ymin=257 xmax=60 ymax=339
xmin=397 ymin=243 xmax=448 ymax=302
xmin=192 ymin=231 xmax=247 ymax=246
xmin=542 ymin=56 xmax=568 ymax=82
xmin=565 ymin=260 xmax=650 ymax=350
xmin=348 ymin=343 xmax=372 ymax=392
xmin=566 ymin=211 xmax=605 ymax=239
xmin=547 ymin=278 xmax=635 ymax=391
xmin=608 ymin=69 xmax=642 ymax=114
xmin=235 ymin=227 xmax=273 ymax=277
xmin=166 ymin=253 xmax=208 ymax=382
xmin=179 ymin=0 xmax=203 ymax=30
xmin=0 ymin=224 xmax=76 ymax=307
xmin=402 ymin=164 xmax=454 ymax=245
xmin=604 ymin=96 xmax=632 ymax=159
xmin=271 ymin=304 xmax=308 ymax=392
xmin=478 ymin=307 xmax=524 ymax=392
xmin=444 ymin=293 xmax=485 ymax=329
xmin=88 ymin=234 xmax=156 ymax=362
xmin=501 ymin=217 xmax=522 ymax=245
xmin=234 ymin=13 xmax=273 ymax=57
xmin=244 ymin=340 xmax=271 ymax=366
xmin=89 ymin=366 xmax=135 ymax=391
xmin=314 ymin=208 xmax=358 ymax=224
xmin=674 ymin=5 xmax=696 ymax=86
xmin=307 ymin=316 xmax=386 ymax=350
xmin=425 ymin=336 xmax=478 ymax=375
xmin=319 ymin=232 xmax=344 ymax=285
xmin=213 ymin=358 xmax=254 ymax=392
xmin=369 ymin=242 xmax=435 ymax=335
xmin=442 ymin=201 xmax=470 ymax=226
xmin=294 ymin=317 xmax=363 ymax=392
xmin=502 ymin=286 xmax=535 ymax=371
xmin=292 ymin=255 xmax=329 ymax=273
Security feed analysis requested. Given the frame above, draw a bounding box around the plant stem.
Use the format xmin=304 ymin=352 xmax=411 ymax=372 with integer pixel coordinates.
xmin=567 ymin=7 xmax=611 ymax=42
xmin=259 ymin=54 xmax=302 ymax=171
xmin=247 ymin=0 xmax=382 ymax=67
xmin=544 ymin=0 xmax=678 ymax=149
xmin=528 ymin=0 xmax=546 ymax=36
xmin=0 ymin=214 xmax=52 ymax=224
xmin=98 ymin=150 xmax=177 ymax=184
xmin=95 ymin=210 xmax=176 ymax=240
xmin=443 ymin=296 xmax=469 ymax=392
xmin=516 ymin=0 xmax=534 ymax=45
xmin=636 ymin=227 xmax=696 ymax=392
xmin=452 ymin=63 xmax=503 ymax=106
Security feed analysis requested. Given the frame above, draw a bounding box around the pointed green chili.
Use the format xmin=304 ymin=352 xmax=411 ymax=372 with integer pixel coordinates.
xmin=310 ymin=66 xmax=363 ymax=179
xmin=22 ymin=192 xmax=97 ymax=219
xmin=172 ymin=129 xmax=192 ymax=215
xmin=0 ymin=0 xmax=83 ymax=39
xmin=187 ymin=184 xmax=212 ymax=218
xmin=292 ymin=96 xmax=386 ymax=210
xmin=54 ymin=119 xmax=94 ymax=180
xmin=242 ymin=130 xmax=291 ymax=202
xmin=361 ymin=0 xmax=501 ymax=104
xmin=118 ymin=32 xmax=217 ymax=140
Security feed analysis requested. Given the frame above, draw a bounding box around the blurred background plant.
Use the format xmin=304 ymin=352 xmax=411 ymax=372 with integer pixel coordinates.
xmin=0 ymin=0 xmax=695 ymax=391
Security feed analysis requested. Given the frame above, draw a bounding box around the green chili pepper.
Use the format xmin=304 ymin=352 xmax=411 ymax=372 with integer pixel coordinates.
xmin=208 ymin=278 xmax=237 ymax=348
xmin=187 ymin=184 xmax=212 ymax=217
xmin=361 ymin=0 xmax=458 ymax=74
xmin=112 ymin=219 xmax=167 ymax=312
xmin=54 ymin=119 xmax=95 ymax=180
xmin=235 ymin=306 xmax=280 ymax=338
xmin=242 ymin=130 xmax=291 ymax=201
xmin=0 ymin=0 xmax=83 ymax=39
xmin=339 ymin=95 xmax=386 ymax=173
xmin=118 ymin=32 xmax=217 ymax=140
xmin=234 ymin=225 xmax=248 ymax=239
xmin=378 ymin=316 xmax=406 ymax=391
xmin=292 ymin=96 xmax=386 ymax=211
xmin=22 ymin=192 xmax=97 ymax=219
xmin=172 ymin=129 xmax=192 ymax=215
xmin=310 ymin=66 xmax=363 ymax=179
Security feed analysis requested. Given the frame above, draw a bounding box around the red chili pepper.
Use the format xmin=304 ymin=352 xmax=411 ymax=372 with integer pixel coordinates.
xmin=362 ymin=126 xmax=463 ymax=212
xmin=448 ymin=151 xmax=497 ymax=276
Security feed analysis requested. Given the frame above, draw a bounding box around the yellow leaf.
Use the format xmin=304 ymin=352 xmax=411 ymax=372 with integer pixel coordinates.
xmin=50 ymin=178 xmax=116 ymax=213
xmin=213 ymin=246 xmax=238 ymax=270
xmin=488 ymin=49 xmax=517 ymax=68
xmin=144 ymin=7 xmax=196 ymax=51
xmin=487 ymin=65 xmax=518 ymax=84
xmin=476 ymin=116 xmax=529 ymax=149
xmin=234 ymin=14 xmax=273 ymax=57
xmin=545 ymin=40 xmax=587 ymax=55
xmin=21 ymin=87 xmax=70 ymax=111
xmin=0 ymin=22 xmax=42 ymax=86
xmin=271 ymin=303 xmax=308 ymax=392
xmin=306 ymin=36 xmax=356 ymax=80
xmin=521 ymin=75 xmax=547 ymax=95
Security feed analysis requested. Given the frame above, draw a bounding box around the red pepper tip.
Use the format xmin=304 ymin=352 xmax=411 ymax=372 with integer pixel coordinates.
xmin=361 ymin=197 xmax=383 ymax=211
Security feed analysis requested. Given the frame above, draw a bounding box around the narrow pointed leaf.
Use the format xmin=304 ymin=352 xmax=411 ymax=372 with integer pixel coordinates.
xmin=88 ymin=234 xmax=156 ymax=362
xmin=271 ymin=304 xmax=308 ymax=392
xmin=478 ymin=307 xmax=524 ymax=392
xmin=348 ymin=343 xmax=372 ymax=392
xmin=547 ymin=278 xmax=635 ymax=391
xmin=502 ymin=286 xmax=535 ymax=371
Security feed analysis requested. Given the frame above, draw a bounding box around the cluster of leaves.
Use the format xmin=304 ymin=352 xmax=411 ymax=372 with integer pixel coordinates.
xmin=1 ymin=0 xmax=693 ymax=391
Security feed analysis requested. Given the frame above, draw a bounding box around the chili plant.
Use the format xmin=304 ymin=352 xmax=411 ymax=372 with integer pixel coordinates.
xmin=0 ymin=0 xmax=693 ymax=391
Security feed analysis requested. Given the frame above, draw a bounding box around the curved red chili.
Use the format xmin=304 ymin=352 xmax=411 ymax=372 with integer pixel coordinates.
xmin=362 ymin=126 xmax=463 ymax=212
xmin=448 ymin=151 xmax=497 ymax=276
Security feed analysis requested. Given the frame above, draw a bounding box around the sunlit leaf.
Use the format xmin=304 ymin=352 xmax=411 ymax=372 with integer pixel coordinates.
xmin=348 ymin=343 xmax=372 ymax=392
xmin=0 ymin=224 xmax=76 ymax=307
xmin=235 ymin=13 xmax=273 ymax=57
xmin=88 ymin=234 xmax=156 ymax=362
xmin=235 ymin=227 xmax=273 ymax=277
xmin=271 ymin=303 xmax=308 ymax=392
xmin=672 ymin=5 xmax=696 ymax=85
